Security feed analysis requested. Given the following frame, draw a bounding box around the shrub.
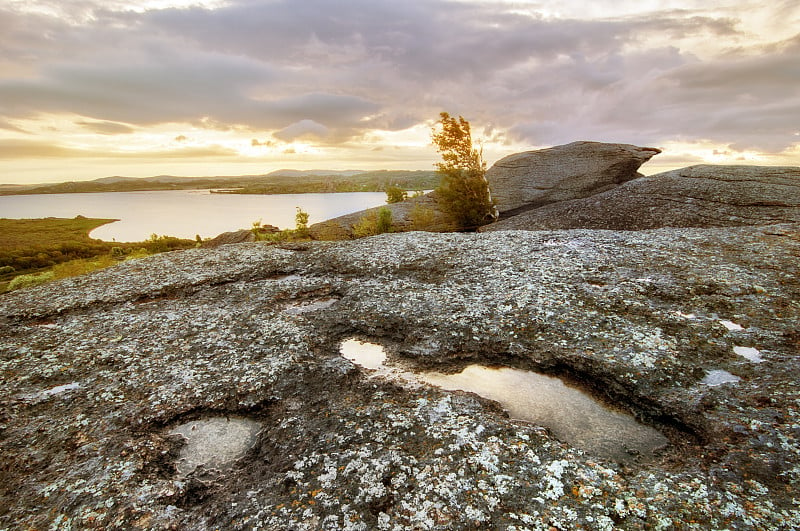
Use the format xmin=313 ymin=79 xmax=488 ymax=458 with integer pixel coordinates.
xmin=294 ymin=207 xmax=310 ymax=239
xmin=353 ymin=207 xmax=393 ymax=238
xmin=126 ymin=248 xmax=151 ymax=260
xmin=408 ymin=205 xmax=437 ymax=231
xmin=377 ymin=207 xmax=392 ymax=234
xmin=253 ymin=207 xmax=312 ymax=242
xmin=51 ymin=255 xmax=116 ymax=280
xmin=7 ymin=271 xmax=54 ymax=291
xmin=144 ymin=234 xmax=194 ymax=253
xmin=385 ymin=186 xmax=408 ymax=204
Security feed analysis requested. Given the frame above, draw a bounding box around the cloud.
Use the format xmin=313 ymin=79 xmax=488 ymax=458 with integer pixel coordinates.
xmin=76 ymin=120 xmax=135 ymax=135
xmin=0 ymin=138 xmax=237 ymax=160
xmin=0 ymin=139 xmax=87 ymax=158
xmin=273 ymin=119 xmax=329 ymax=142
xmin=0 ymin=0 xmax=797 ymax=159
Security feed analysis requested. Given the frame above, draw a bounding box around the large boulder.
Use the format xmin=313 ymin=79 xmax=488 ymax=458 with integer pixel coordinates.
xmin=486 ymin=141 xmax=661 ymax=216
xmin=481 ymin=164 xmax=800 ymax=231
xmin=2 ymin=225 xmax=800 ymax=529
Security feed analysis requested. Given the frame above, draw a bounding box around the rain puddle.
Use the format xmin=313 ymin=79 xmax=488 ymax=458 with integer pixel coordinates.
xmin=339 ymin=338 xmax=669 ymax=461
xmin=169 ymin=416 xmax=261 ymax=477
xmin=340 ymin=338 xmax=388 ymax=370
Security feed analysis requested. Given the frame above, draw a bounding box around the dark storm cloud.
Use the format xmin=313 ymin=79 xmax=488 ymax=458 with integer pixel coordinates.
xmin=0 ymin=0 xmax=798 ymax=153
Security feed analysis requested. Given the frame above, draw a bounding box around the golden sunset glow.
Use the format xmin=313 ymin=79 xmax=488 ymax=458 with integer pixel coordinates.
xmin=1 ymin=0 xmax=798 ymax=184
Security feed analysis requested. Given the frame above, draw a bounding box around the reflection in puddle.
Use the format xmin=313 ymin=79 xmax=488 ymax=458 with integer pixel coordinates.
xmin=421 ymin=365 xmax=668 ymax=461
xmin=340 ymin=338 xmax=387 ymax=370
xmin=338 ymin=338 xmax=669 ymax=461
xmin=169 ymin=417 xmax=261 ymax=477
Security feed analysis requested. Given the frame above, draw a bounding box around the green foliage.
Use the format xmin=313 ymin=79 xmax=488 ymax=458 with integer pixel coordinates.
xmin=353 ymin=207 xmax=393 ymax=238
xmin=144 ymin=234 xmax=193 ymax=253
xmin=4 ymin=254 xmax=122 ymax=292
xmin=7 ymin=271 xmax=54 ymax=291
xmin=408 ymin=205 xmax=437 ymax=231
xmin=125 ymin=248 xmax=152 ymax=260
xmin=251 ymin=207 xmax=312 ymax=243
xmin=294 ymin=207 xmax=310 ymax=238
xmin=432 ymin=112 xmax=497 ymax=229
xmin=0 ymin=217 xmax=194 ymax=275
xmin=1 ymin=170 xmax=440 ymax=196
xmin=385 ymin=186 xmax=408 ymax=204
xmin=0 ymin=217 xmax=194 ymax=292
xmin=377 ymin=207 xmax=392 ymax=234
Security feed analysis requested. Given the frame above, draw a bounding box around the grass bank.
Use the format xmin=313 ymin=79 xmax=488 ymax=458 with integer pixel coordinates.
xmin=0 ymin=217 xmax=195 ymax=292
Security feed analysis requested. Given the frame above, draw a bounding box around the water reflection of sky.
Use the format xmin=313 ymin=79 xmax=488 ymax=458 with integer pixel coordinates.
xmin=340 ymin=338 xmax=669 ymax=461
xmin=0 ymin=190 xmax=387 ymax=242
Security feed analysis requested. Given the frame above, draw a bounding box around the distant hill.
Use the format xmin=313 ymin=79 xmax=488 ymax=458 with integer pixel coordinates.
xmin=0 ymin=170 xmax=439 ymax=196
xmin=265 ymin=169 xmax=366 ymax=178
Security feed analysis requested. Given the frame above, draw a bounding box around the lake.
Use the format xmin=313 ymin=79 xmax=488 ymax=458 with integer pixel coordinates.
xmin=0 ymin=190 xmax=388 ymax=242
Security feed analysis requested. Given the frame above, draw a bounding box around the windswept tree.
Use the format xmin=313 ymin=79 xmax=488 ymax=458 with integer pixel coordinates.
xmin=432 ymin=112 xmax=497 ymax=229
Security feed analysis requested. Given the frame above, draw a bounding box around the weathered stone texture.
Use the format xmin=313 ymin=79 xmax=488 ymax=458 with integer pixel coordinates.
xmin=486 ymin=141 xmax=661 ymax=216
xmin=481 ymin=164 xmax=800 ymax=231
xmin=2 ymin=224 xmax=800 ymax=529
xmin=204 ymin=226 xmax=279 ymax=247
xmin=308 ymin=192 xmax=457 ymax=240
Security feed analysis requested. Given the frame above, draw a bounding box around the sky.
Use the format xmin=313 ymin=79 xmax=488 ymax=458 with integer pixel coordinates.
xmin=0 ymin=0 xmax=798 ymax=184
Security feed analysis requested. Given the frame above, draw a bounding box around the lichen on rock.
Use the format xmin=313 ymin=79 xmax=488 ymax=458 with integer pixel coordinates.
xmin=1 ymin=224 xmax=799 ymax=529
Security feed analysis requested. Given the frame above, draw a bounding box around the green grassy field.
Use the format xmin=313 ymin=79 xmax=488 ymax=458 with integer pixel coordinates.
xmin=0 ymin=216 xmax=117 ymax=251
xmin=0 ymin=217 xmax=194 ymax=291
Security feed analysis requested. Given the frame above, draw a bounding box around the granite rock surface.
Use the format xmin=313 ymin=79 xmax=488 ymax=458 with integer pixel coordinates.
xmin=482 ymin=165 xmax=800 ymax=232
xmin=1 ymin=225 xmax=800 ymax=529
xmin=486 ymin=141 xmax=661 ymax=216
xmin=308 ymin=192 xmax=457 ymax=240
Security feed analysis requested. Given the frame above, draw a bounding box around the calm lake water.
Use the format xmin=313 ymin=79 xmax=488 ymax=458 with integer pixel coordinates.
xmin=0 ymin=190 xmax=387 ymax=242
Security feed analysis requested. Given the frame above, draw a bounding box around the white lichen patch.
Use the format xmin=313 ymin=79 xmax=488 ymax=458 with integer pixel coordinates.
xmin=701 ymin=370 xmax=741 ymax=386
xmin=169 ymin=417 xmax=261 ymax=476
xmin=719 ymin=320 xmax=744 ymax=331
xmin=733 ymin=346 xmax=764 ymax=363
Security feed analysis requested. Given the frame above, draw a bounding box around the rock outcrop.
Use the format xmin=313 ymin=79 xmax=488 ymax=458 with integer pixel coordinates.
xmin=204 ymin=225 xmax=280 ymax=247
xmin=308 ymin=141 xmax=661 ymax=239
xmin=486 ymin=141 xmax=662 ymax=216
xmin=2 ymin=224 xmax=800 ymax=529
xmin=309 ymin=192 xmax=457 ymax=240
xmin=481 ymin=164 xmax=800 ymax=232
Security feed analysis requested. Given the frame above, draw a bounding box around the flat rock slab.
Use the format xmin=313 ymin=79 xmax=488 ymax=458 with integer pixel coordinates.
xmin=1 ymin=225 xmax=799 ymax=529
